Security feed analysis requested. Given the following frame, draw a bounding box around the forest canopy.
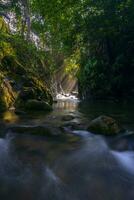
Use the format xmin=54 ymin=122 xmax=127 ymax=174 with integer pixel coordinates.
xmin=1 ymin=0 xmax=134 ymax=100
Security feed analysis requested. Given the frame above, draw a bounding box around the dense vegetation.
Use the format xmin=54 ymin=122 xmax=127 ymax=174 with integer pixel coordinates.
xmin=1 ymin=0 xmax=134 ymax=110
xmin=0 ymin=16 xmax=52 ymax=111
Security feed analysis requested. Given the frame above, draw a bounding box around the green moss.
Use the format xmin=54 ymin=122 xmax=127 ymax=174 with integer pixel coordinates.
xmin=0 ymin=18 xmax=53 ymax=113
xmin=0 ymin=74 xmax=17 ymax=110
xmin=87 ymin=116 xmax=122 ymax=136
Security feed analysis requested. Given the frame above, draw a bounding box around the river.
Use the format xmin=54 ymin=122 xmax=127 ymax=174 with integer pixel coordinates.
xmin=0 ymin=98 xmax=134 ymax=200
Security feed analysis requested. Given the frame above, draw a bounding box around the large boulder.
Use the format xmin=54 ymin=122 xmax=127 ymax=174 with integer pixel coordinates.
xmin=8 ymin=125 xmax=61 ymax=137
xmin=87 ymin=115 xmax=122 ymax=135
xmin=15 ymin=76 xmax=53 ymax=110
xmin=61 ymin=114 xmax=75 ymax=121
xmin=25 ymin=99 xmax=52 ymax=111
xmin=109 ymin=132 xmax=134 ymax=151
xmin=7 ymin=124 xmax=80 ymax=143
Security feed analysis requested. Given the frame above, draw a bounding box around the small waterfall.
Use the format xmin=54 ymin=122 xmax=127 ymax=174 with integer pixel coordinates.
xmin=51 ymin=66 xmax=78 ymax=100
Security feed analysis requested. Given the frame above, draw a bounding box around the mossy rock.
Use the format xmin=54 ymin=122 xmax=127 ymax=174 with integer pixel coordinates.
xmin=0 ymin=22 xmax=53 ymax=113
xmin=87 ymin=115 xmax=122 ymax=135
xmin=16 ymin=77 xmax=53 ymax=106
xmin=7 ymin=125 xmax=80 ymax=143
xmin=7 ymin=125 xmax=68 ymax=140
xmin=30 ymin=77 xmax=53 ymax=105
xmin=0 ymin=77 xmax=17 ymax=111
xmin=25 ymin=99 xmax=52 ymax=111
xmin=61 ymin=114 xmax=75 ymax=121
xmin=109 ymin=132 xmax=134 ymax=151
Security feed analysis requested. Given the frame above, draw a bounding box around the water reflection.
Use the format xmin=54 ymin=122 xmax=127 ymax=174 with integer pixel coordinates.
xmin=3 ymin=111 xmax=19 ymax=123
xmin=54 ymin=99 xmax=78 ymax=112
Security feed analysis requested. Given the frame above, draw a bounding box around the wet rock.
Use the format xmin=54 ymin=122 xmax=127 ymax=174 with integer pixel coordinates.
xmin=7 ymin=125 xmax=80 ymax=143
xmin=25 ymin=100 xmax=53 ymax=111
xmin=61 ymin=115 xmax=75 ymax=121
xmin=19 ymin=87 xmax=35 ymax=101
xmin=14 ymin=110 xmax=26 ymax=115
xmin=110 ymin=138 xmax=129 ymax=151
xmin=8 ymin=125 xmax=62 ymax=137
xmin=109 ymin=132 xmax=134 ymax=151
xmin=87 ymin=115 xmax=122 ymax=135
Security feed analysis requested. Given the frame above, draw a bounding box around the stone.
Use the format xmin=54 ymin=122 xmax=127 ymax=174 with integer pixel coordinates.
xmin=8 ymin=125 xmax=62 ymax=137
xmin=109 ymin=132 xmax=134 ymax=151
xmin=61 ymin=115 xmax=75 ymax=121
xmin=87 ymin=115 xmax=122 ymax=135
xmin=25 ymin=99 xmax=52 ymax=111
xmin=7 ymin=125 xmax=80 ymax=143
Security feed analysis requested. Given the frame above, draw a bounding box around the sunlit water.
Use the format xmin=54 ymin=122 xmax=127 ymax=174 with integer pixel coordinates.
xmin=0 ymin=98 xmax=134 ymax=200
xmin=56 ymin=93 xmax=79 ymax=101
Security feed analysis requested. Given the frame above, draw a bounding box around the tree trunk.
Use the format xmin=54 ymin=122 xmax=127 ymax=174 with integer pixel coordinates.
xmin=105 ymin=37 xmax=114 ymax=65
xmin=21 ymin=18 xmax=26 ymax=38
xmin=22 ymin=0 xmax=31 ymax=41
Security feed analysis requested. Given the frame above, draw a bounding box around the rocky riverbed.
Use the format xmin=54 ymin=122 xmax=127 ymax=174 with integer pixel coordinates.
xmin=0 ymin=98 xmax=134 ymax=200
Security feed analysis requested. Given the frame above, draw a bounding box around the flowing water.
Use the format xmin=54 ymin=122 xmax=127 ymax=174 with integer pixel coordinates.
xmin=0 ymin=98 xmax=134 ymax=200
